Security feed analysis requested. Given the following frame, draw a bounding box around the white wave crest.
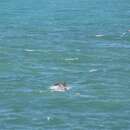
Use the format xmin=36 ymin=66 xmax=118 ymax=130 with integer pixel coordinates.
xmin=65 ymin=57 xmax=79 ymax=61
xmin=24 ymin=49 xmax=35 ymax=52
xmin=89 ymin=69 xmax=98 ymax=73
xmin=96 ymin=34 xmax=104 ymax=37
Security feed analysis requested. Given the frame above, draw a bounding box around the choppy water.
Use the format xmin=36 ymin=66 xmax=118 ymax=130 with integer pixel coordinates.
xmin=0 ymin=0 xmax=130 ymax=129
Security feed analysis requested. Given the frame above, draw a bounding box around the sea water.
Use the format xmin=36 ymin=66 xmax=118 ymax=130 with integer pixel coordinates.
xmin=0 ymin=0 xmax=130 ymax=129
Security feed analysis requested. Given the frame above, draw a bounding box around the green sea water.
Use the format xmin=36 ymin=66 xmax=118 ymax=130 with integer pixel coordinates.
xmin=0 ymin=0 xmax=130 ymax=129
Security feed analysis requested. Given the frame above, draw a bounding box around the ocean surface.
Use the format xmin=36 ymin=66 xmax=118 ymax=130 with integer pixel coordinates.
xmin=0 ymin=0 xmax=130 ymax=129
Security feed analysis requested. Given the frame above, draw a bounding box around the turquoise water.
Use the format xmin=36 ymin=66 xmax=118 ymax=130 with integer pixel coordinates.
xmin=0 ymin=0 xmax=130 ymax=129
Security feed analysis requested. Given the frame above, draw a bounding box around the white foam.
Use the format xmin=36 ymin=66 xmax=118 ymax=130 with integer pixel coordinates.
xmin=47 ymin=116 xmax=51 ymax=121
xmin=89 ymin=69 xmax=98 ymax=73
xmin=120 ymin=32 xmax=126 ymax=37
xmin=24 ymin=49 xmax=35 ymax=52
xmin=49 ymin=85 xmax=70 ymax=92
xmin=96 ymin=34 xmax=104 ymax=37
xmin=65 ymin=57 xmax=79 ymax=61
